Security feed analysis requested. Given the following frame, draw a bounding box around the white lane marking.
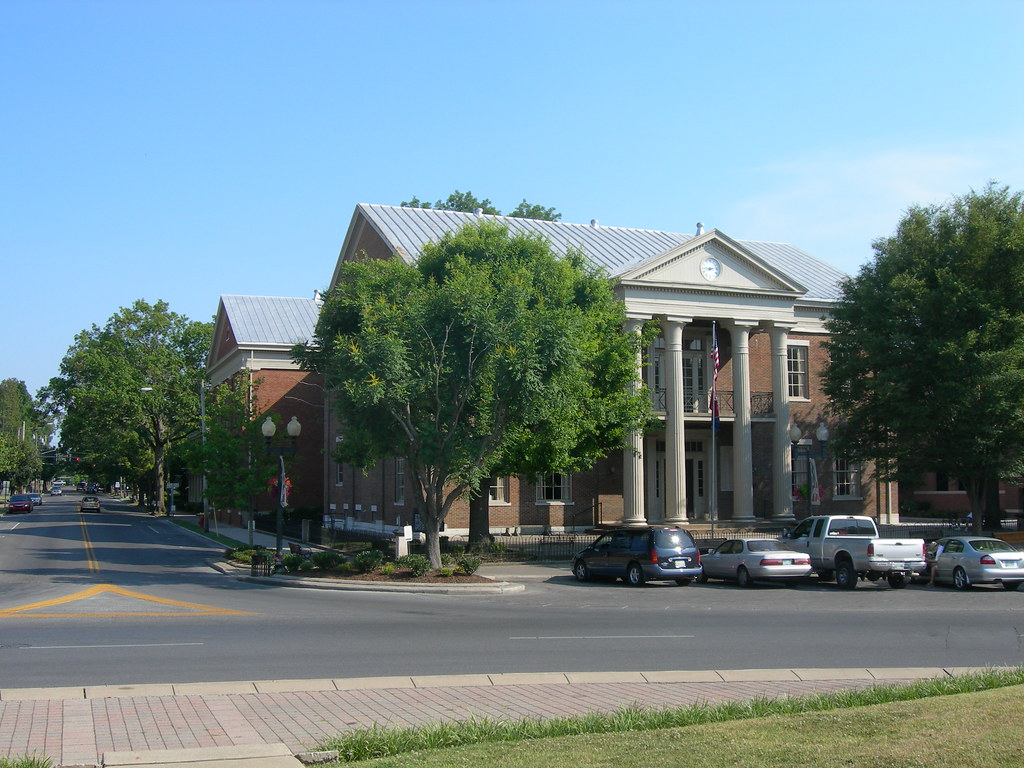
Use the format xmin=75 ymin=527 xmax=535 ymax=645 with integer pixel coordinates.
xmin=510 ymin=635 xmax=695 ymax=640
xmin=23 ymin=642 xmax=205 ymax=650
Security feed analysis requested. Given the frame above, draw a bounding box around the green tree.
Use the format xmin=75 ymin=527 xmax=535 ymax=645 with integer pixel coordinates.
xmin=296 ymin=221 xmax=648 ymax=566
xmin=184 ymin=380 xmax=274 ymax=513
xmin=401 ymin=190 xmax=560 ymax=221
xmin=824 ymin=183 xmax=1024 ymax=532
xmin=0 ymin=379 xmax=50 ymax=492
xmin=42 ymin=300 xmax=212 ymax=514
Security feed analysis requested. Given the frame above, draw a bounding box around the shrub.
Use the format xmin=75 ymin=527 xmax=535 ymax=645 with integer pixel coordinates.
xmin=226 ymin=547 xmax=257 ymax=564
xmin=298 ymin=560 xmax=316 ymax=572
xmin=311 ymin=550 xmax=342 ymax=570
xmin=379 ymin=561 xmax=396 ymax=576
xmin=353 ymin=549 xmax=385 ymax=573
xmin=438 ymin=567 xmax=455 ymax=577
xmin=397 ymin=553 xmax=431 ymax=577
xmin=489 ymin=540 xmax=508 ymax=554
xmin=281 ymin=553 xmax=304 ymax=572
xmin=457 ymin=555 xmax=482 ymax=575
xmin=440 ymin=553 xmax=455 ymax=567
xmin=334 ymin=561 xmax=354 ymax=574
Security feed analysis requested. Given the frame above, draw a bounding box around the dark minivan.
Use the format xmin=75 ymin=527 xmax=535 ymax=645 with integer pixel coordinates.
xmin=572 ymin=526 xmax=702 ymax=586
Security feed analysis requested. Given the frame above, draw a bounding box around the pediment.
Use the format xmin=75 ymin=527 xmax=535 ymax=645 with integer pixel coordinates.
xmin=617 ymin=231 xmax=805 ymax=295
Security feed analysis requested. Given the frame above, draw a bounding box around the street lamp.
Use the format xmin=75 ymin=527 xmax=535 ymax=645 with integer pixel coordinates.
xmin=262 ymin=415 xmax=301 ymax=555
xmin=789 ymin=422 xmax=830 ymax=518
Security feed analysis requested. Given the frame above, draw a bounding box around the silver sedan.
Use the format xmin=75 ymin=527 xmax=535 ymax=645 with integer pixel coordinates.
xmin=933 ymin=536 xmax=1024 ymax=590
xmin=698 ymin=538 xmax=812 ymax=587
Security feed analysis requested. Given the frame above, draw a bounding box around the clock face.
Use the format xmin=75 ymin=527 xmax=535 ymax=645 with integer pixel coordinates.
xmin=700 ymin=257 xmax=721 ymax=281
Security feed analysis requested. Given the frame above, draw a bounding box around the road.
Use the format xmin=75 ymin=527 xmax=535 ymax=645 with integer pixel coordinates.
xmin=1 ymin=496 xmax=1022 ymax=690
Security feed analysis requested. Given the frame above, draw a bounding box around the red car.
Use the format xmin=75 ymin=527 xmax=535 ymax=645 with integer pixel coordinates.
xmin=7 ymin=494 xmax=33 ymax=514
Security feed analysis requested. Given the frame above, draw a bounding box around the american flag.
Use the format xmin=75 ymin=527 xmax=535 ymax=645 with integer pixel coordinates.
xmin=711 ymin=322 xmax=720 ymax=432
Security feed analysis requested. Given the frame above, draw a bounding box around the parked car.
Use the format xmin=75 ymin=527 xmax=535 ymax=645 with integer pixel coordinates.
xmin=932 ymin=536 xmax=1024 ymax=590
xmin=7 ymin=494 xmax=33 ymax=514
xmin=28 ymin=492 xmax=43 ymax=506
xmin=698 ymin=538 xmax=812 ymax=586
xmin=78 ymin=495 xmax=101 ymax=513
xmin=571 ymin=526 xmax=702 ymax=586
xmin=781 ymin=515 xmax=926 ymax=589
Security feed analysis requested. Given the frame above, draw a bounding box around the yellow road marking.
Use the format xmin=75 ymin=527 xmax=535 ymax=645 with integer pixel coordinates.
xmin=80 ymin=513 xmax=100 ymax=572
xmin=0 ymin=584 xmax=256 ymax=618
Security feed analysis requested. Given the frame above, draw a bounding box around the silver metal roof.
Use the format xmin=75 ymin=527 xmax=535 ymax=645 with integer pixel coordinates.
xmin=355 ymin=204 xmax=847 ymax=303
xmin=220 ymin=295 xmax=320 ymax=347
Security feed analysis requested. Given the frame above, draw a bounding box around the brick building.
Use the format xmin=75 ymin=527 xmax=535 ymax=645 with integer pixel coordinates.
xmin=204 ymin=294 xmax=325 ymax=515
xmin=323 ymin=205 xmax=898 ymax=536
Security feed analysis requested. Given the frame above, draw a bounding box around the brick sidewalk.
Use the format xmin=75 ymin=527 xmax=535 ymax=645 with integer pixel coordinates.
xmin=0 ymin=668 xmax=958 ymax=767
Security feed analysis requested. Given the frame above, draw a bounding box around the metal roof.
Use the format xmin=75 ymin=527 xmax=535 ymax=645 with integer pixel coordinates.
xmin=220 ymin=295 xmax=320 ymax=347
xmin=355 ymin=204 xmax=848 ymax=303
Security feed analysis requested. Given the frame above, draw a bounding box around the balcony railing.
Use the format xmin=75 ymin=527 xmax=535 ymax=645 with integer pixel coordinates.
xmin=649 ymin=389 xmax=775 ymax=418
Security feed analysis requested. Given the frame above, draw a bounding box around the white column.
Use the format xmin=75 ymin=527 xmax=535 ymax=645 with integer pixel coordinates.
xmin=730 ymin=322 xmax=756 ymax=522
xmin=664 ymin=317 xmax=691 ymax=524
xmin=621 ymin=317 xmax=647 ymax=526
xmin=769 ymin=324 xmax=796 ymax=521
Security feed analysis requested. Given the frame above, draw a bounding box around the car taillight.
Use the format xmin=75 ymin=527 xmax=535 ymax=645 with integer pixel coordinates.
xmin=696 ymin=550 xmax=701 ymax=564
xmin=795 ymin=557 xmax=810 ymax=565
xmin=650 ymin=549 xmax=659 ymax=565
xmin=760 ymin=558 xmax=784 ymax=566
xmin=867 ymin=542 xmax=875 ymax=556
xmin=980 ymin=555 xmax=996 ymax=565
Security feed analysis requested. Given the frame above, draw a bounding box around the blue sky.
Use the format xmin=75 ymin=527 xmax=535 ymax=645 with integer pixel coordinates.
xmin=3 ymin=0 xmax=1022 ymax=398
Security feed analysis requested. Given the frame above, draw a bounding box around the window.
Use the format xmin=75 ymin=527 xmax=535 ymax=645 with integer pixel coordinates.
xmin=787 ymin=345 xmax=809 ymax=399
xmin=833 ymin=458 xmax=861 ymax=498
xmin=536 ymin=472 xmax=571 ymax=503
xmin=489 ymin=476 xmax=510 ymax=504
xmin=335 ymin=462 xmax=344 ymax=486
xmin=394 ymin=457 xmax=405 ymax=505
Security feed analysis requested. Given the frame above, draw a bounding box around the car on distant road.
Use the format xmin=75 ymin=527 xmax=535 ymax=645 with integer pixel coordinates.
xmin=698 ymin=538 xmax=812 ymax=587
xmin=571 ymin=526 xmax=702 ymax=586
xmin=78 ymin=495 xmax=101 ymax=513
xmin=77 ymin=481 xmax=87 ymax=492
xmin=931 ymin=536 xmax=1024 ymax=590
xmin=7 ymin=494 xmax=33 ymax=514
xmin=50 ymin=486 xmax=63 ymax=496
xmin=28 ymin=492 xmax=43 ymax=506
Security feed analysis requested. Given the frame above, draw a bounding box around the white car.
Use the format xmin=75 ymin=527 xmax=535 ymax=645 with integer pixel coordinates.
xmin=698 ymin=538 xmax=812 ymax=587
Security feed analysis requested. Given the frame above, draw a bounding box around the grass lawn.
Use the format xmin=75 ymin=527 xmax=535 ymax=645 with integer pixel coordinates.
xmin=322 ymin=674 xmax=1024 ymax=767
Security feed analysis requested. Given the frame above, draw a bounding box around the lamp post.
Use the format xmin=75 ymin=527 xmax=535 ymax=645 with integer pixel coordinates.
xmin=789 ymin=422 xmax=830 ymax=518
xmin=262 ymin=415 xmax=301 ymax=556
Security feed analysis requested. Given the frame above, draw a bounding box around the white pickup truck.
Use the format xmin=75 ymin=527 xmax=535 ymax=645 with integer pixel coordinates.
xmin=780 ymin=515 xmax=927 ymax=589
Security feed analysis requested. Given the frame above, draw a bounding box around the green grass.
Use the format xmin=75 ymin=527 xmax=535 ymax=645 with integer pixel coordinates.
xmin=0 ymin=756 xmax=52 ymax=768
xmin=170 ymin=518 xmax=250 ymax=549
xmin=318 ymin=668 xmax=1024 ymax=766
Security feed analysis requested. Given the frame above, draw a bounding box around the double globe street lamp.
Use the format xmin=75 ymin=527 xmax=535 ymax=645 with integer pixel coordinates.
xmin=789 ymin=422 xmax=830 ymax=519
xmin=262 ymin=415 xmax=301 ymax=555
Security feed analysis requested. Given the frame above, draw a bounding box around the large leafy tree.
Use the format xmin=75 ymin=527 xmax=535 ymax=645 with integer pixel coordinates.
xmin=824 ymin=183 xmax=1024 ymax=532
xmin=0 ymin=379 xmax=48 ymax=490
xmin=296 ymin=221 xmax=648 ymax=565
xmin=42 ymin=300 xmax=212 ymax=514
xmin=401 ymin=190 xmax=561 ymax=221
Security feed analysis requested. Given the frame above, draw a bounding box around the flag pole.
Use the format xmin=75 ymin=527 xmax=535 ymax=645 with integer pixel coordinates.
xmin=710 ymin=322 xmax=719 ymax=537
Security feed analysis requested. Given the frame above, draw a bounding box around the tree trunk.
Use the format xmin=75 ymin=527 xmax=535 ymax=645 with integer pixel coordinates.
xmin=468 ymin=477 xmax=491 ymax=550
xmin=154 ymin=441 xmax=166 ymax=515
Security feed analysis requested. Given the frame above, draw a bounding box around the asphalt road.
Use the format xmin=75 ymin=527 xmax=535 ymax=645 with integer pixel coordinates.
xmin=1 ymin=497 xmax=1023 ymax=689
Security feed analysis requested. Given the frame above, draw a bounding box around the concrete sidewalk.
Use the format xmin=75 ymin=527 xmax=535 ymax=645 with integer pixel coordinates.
xmin=0 ymin=667 xmax=974 ymax=767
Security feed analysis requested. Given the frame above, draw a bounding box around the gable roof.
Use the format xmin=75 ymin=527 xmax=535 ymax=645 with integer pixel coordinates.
xmin=341 ymin=204 xmax=847 ymax=303
xmin=219 ymin=295 xmax=320 ymax=348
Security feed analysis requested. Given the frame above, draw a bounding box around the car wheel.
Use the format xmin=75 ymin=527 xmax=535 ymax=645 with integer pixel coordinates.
xmin=886 ymin=572 xmax=908 ymax=589
xmin=1003 ymin=581 xmax=1022 ymax=591
xmin=572 ymin=560 xmax=590 ymax=582
xmin=625 ymin=563 xmax=646 ymax=587
xmin=836 ymin=561 xmax=858 ymax=590
xmin=674 ymin=578 xmax=692 ymax=586
xmin=953 ymin=567 xmax=971 ymax=590
xmin=736 ymin=566 xmax=753 ymax=588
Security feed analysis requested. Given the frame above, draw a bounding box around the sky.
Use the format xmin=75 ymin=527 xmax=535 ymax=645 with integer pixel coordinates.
xmin=3 ymin=0 xmax=1022 ymax=398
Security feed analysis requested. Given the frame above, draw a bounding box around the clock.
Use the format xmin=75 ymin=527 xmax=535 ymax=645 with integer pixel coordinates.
xmin=700 ymin=257 xmax=721 ymax=281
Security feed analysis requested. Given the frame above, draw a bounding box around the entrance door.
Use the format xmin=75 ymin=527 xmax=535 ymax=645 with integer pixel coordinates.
xmin=682 ymin=353 xmax=706 ymax=413
xmin=685 ymin=454 xmax=706 ymax=519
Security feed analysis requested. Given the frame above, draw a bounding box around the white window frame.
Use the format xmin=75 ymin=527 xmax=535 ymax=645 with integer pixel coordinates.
xmin=393 ymin=457 xmax=405 ymax=506
xmin=335 ymin=462 xmax=344 ymax=487
xmin=536 ymin=472 xmax=572 ymax=504
xmin=833 ymin=457 xmax=862 ymax=499
xmin=787 ymin=343 xmax=810 ymax=400
xmin=489 ymin=476 xmax=510 ymax=505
